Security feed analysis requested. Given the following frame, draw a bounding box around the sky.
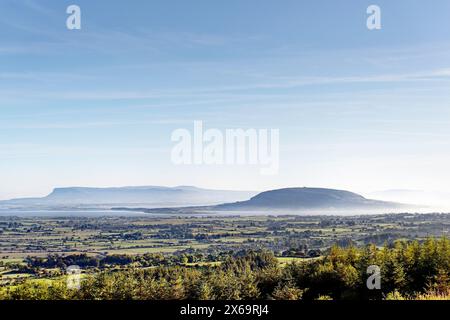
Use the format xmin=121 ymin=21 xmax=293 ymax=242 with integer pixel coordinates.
xmin=1 ymin=0 xmax=450 ymax=200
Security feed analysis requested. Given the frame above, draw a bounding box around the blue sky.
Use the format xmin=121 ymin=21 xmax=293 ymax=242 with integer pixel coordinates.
xmin=1 ymin=0 xmax=450 ymax=199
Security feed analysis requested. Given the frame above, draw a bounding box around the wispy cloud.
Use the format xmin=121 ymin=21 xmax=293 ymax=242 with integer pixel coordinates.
xmin=1 ymin=67 xmax=449 ymax=102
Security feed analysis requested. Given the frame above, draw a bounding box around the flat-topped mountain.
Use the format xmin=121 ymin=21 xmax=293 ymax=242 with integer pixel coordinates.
xmin=0 ymin=186 xmax=258 ymax=209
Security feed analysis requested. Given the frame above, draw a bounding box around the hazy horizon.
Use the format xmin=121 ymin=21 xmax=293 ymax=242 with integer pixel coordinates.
xmin=2 ymin=184 xmax=450 ymax=212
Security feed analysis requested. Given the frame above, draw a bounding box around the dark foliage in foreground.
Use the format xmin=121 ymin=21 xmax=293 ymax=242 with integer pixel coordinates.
xmin=2 ymin=238 xmax=449 ymax=300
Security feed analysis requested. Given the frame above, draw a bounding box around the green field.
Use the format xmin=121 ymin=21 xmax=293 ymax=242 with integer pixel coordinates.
xmin=1 ymin=213 xmax=449 ymax=288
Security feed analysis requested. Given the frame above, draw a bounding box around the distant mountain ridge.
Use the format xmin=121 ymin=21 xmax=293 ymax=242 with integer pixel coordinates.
xmin=368 ymin=189 xmax=450 ymax=207
xmin=0 ymin=186 xmax=258 ymax=209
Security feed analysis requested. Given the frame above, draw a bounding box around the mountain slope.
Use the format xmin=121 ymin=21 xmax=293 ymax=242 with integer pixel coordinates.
xmin=217 ymin=187 xmax=399 ymax=210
